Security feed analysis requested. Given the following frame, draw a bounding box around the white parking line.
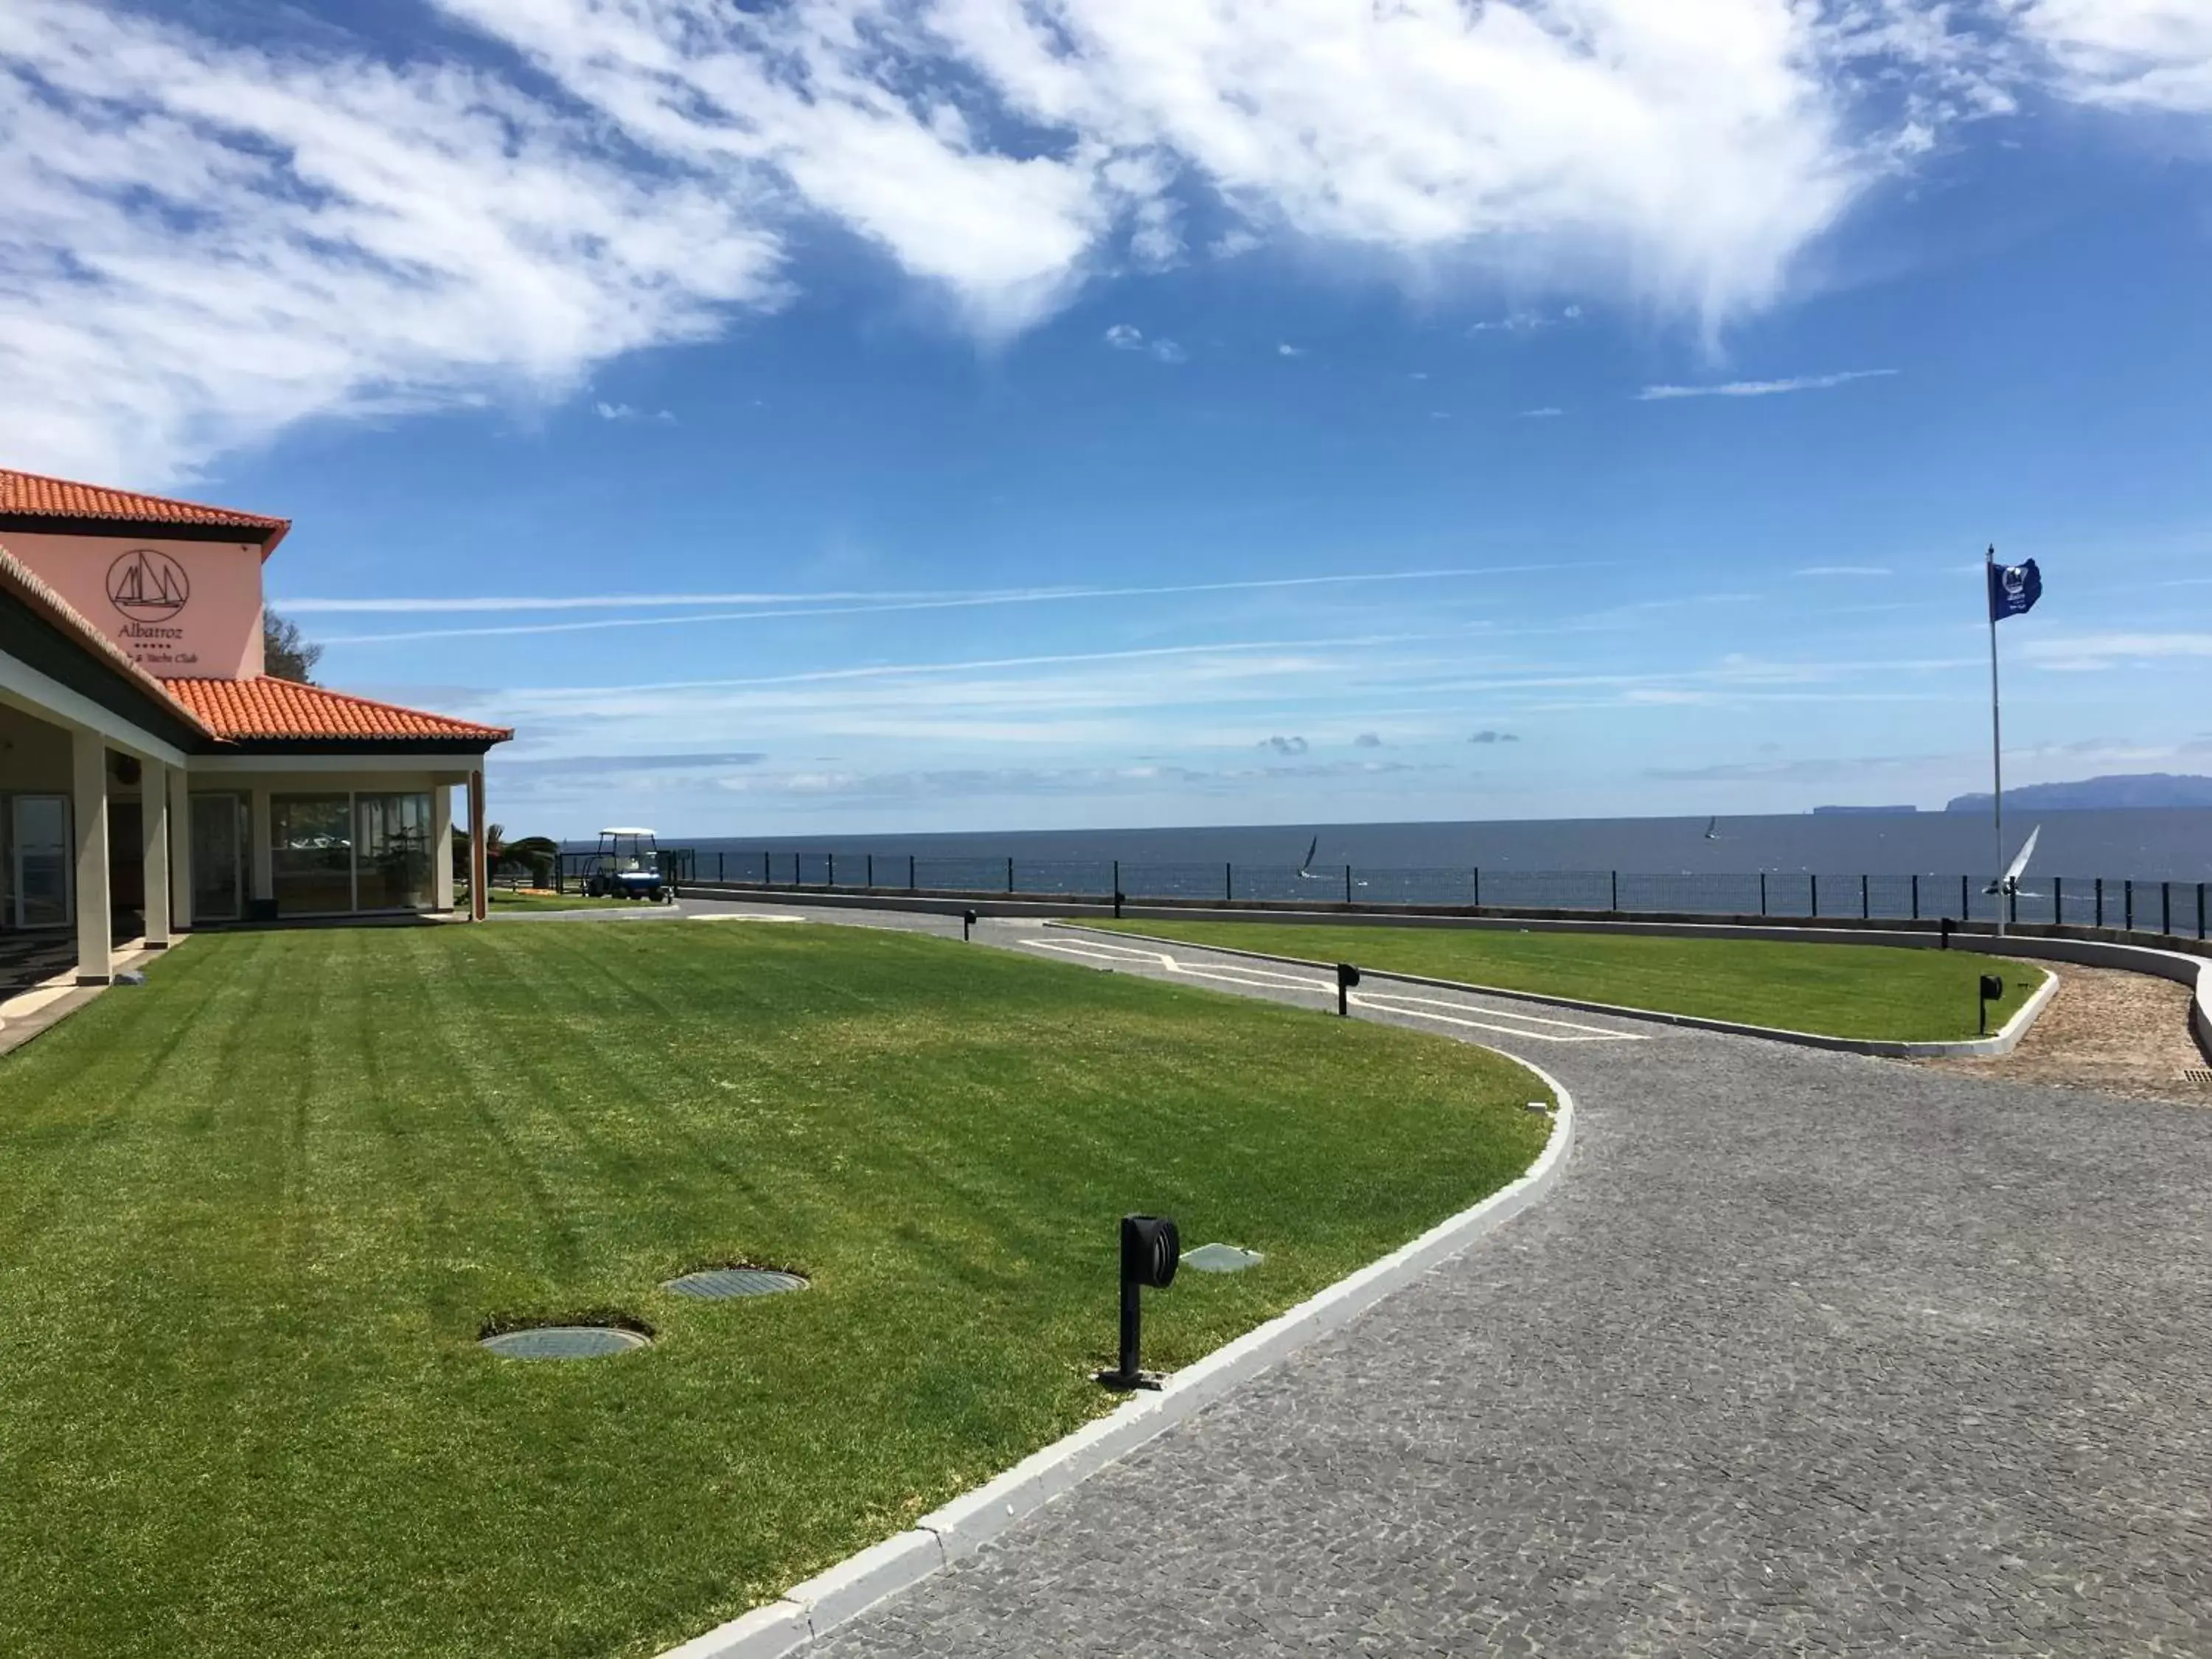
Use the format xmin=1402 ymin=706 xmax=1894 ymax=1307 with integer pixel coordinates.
xmin=1020 ymin=938 xmax=1646 ymax=1043
xmin=1349 ymin=990 xmax=1636 ymax=1041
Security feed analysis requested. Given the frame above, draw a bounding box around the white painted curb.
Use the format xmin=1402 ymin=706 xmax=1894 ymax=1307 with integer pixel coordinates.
xmin=1053 ymin=922 xmax=2060 ymax=1059
xmin=656 ymin=1065 xmax=1578 ymax=1658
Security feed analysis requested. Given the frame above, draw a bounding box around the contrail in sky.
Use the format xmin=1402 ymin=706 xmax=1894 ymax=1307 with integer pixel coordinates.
xmin=299 ymin=563 xmax=1610 ymax=644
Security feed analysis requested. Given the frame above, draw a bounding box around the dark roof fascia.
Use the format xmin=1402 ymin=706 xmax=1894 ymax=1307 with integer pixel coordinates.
xmin=0 ymin=514 xmax=282 ymax=547
xmin=0 ymin=585 xmax=209 ymax=752
xmin=213 ymin=736 xmax=509 ymax=757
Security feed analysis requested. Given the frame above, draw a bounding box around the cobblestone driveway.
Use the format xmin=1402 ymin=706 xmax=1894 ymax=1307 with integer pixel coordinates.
xmin=792 ymin=916 xmax=2212 ymax=1657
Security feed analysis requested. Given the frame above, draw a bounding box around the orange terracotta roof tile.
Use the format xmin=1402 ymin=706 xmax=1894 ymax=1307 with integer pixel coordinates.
xmin=0 ymin=542 xmax=212 ymax=736
xmin=0 ymin=465 xmax=290 ymax=550
xmin=161 ymin=677 xmax=512 ymax=745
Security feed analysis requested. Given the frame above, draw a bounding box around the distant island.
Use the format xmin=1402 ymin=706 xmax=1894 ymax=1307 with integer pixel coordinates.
xmin=1811 ymin=804 xmax=1918 ymax=815
xmin=1946 ymin=773 xmax=2212 ymax=812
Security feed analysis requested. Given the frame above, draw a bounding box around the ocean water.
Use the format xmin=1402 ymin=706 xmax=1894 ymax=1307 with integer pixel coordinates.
xmin=672 ymin=808 xmax=2212 ymax=880
xmin=636 ymin=807 xmax=2212 ymax=931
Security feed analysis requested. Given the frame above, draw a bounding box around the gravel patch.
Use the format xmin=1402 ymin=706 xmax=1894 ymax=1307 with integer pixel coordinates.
xmin=1922 ymin=961 xmax=2211 ymax=1106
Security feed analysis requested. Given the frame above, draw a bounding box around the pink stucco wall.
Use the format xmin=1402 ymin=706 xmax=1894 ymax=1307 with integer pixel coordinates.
xmin=4 ymin=531 xmax=265 ymax=679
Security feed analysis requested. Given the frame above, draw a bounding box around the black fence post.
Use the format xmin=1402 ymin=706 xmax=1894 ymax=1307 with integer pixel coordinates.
xmin=2199 ymin=882 xmax=2207 ymax=940
xmin=1811 ymin=873 xmax=1820 ymax=917
xmin=1472 ymin=866 xmax=1481 ymax=908
xmin=1343 ymin=863 xmax=1352 ymax=904
xmin=827 ymin=852 xmax=835 ymax=888
xmin=1610 ymin=870 xmax=1618 ymax=912
xmin=1759 ymin=872 xmax=1767 ymax=917
xmin=1225 ymin=861 xmax=1233 ymax=904
xmin=1910 ymin=872 xmax=1918 ymax=920
xmin=2095 ymin=876 xmax=2104 ymax=927
xmin=1960 ymin=874 xmax=1969 ymax=922
xmin=909 ymin=855 xmax=917 ymax=892
xmin=2125 ymin=879 xmax=2135 ymax=932
xmin=2051 ymin=874 xmax=2061 ymax=926
xmin=1007 ymin=856 xmax=1015 ymax=894
xmin=1861 ymin=873 xmax=1870 ymax=920
xmin=1112 ymin=859 xmax=1119 ymax=906
xmin=2162 ymin=881 xmax=2171 ymax=937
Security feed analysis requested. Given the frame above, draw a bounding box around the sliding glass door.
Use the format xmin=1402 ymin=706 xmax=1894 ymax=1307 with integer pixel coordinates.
xmin=189 ymin=793 xmax=245 ymax=922
xmin=356 ymin=793 xmax=434 ymax=911
xmin=270 ymin=795 xmax=354 ymax=917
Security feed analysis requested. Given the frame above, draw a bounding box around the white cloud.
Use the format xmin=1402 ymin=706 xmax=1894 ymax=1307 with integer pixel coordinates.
xmin=1470 ymin=305 xmax=1582 ymax=334
xmin=1636 ymin=369 xmax=1899 ymax=400
xmin=1519 ymin=406 xmax=1565 ymax=418
xmin=594 ymin=402 xmax=637 ymax=421
xmin=0 ymin=0 xmax=2186 ymax=484
xmin=0 ymin=0 xmax=780 ymax=484
xmin=2022 ymin=631 xmax=2212 ymax=671
xmin=1102 ymin=321 xmax=1183 ymax=361
xmin=2017 ymin=0 xmax=2212 ymax=111
xmin=1277 ymin=342 xmax=1306 ymax=357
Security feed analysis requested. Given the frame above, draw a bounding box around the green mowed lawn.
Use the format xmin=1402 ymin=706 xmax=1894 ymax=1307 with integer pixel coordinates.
xmin=1088 ymin=919 xmax=2037 ymax=1040
xmin=483 ymin=889 xmax=650 ymax=912
xmin=0 ymin=923 xmax=1548 ymax=1659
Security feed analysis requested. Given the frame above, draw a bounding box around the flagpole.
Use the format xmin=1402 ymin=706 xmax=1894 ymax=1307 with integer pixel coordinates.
xmin=1987 ymin=543 xmax=2004 ymax=939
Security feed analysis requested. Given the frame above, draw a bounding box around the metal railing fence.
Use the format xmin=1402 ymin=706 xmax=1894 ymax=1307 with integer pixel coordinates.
xmin=674 ymin=852 xmax=2212 ymax=942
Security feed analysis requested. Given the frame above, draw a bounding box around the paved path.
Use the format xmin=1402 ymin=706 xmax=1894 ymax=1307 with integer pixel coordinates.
xmin=521 ymin=897 xmax=2212 ymax=1649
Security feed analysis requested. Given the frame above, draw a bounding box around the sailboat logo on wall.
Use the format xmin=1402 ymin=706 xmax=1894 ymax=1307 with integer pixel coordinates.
xmin=107 ymin=549 xmax=192 ymax=622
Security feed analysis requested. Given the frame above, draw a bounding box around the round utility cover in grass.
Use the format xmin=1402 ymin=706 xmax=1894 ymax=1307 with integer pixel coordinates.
xmin=481 ymin=1326 xmax=651 ymax=1360
xmin=664 ymin=1267 xmax=808 ymax=1300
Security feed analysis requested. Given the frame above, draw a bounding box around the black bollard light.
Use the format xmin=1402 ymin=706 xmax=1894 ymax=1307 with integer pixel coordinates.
xmin=961 ymin=907 xmax=979 ymax=942
xmin=1938 ymin=915 xmax=1955 ymax=951
xmin=1336 ymin=961 xmax=1360 ymax=1018
xmin=1113 ymin=888 xmax=1126 ymax=919
xmin=1099 ymin=1214 xmax=1179 ymax=1391
xmin=1978 ymin=973 xmax=2003 ymax=1035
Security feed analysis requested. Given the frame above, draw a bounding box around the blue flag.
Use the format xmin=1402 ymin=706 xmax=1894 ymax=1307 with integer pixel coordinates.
xmin=1989 ymin=556 xmax=2041 ymax=622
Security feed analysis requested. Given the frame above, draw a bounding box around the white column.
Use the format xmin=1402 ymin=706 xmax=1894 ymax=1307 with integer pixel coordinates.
xmin=72 ymin=729 xmax=111 ymax=984
xmin=167 ymin=765 xmax=193 ymax=931
xmin=432 ymin=780 xmax=455 ymax=912
xmin=141 ymin=757 xmax=171 ymax=947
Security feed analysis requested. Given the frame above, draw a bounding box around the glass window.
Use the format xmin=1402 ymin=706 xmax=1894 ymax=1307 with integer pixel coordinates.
xmin=271 ymin=795 xmax=353 ymax=917
xmin=11 ymin=796 xmax=72 ymax=929
xmin=356 ymin=793 xmax=433 ymax=911
xmin=190 ymin=794 xmax=246 ymax=922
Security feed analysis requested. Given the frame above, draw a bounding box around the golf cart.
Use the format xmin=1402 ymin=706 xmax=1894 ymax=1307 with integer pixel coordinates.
xmin=585 ymin=827 xmax=670 ymax=902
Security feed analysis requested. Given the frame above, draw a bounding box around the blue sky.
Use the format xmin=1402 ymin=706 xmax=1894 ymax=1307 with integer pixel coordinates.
xmin=4 ymin=1 xmax=2209 ymax=837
